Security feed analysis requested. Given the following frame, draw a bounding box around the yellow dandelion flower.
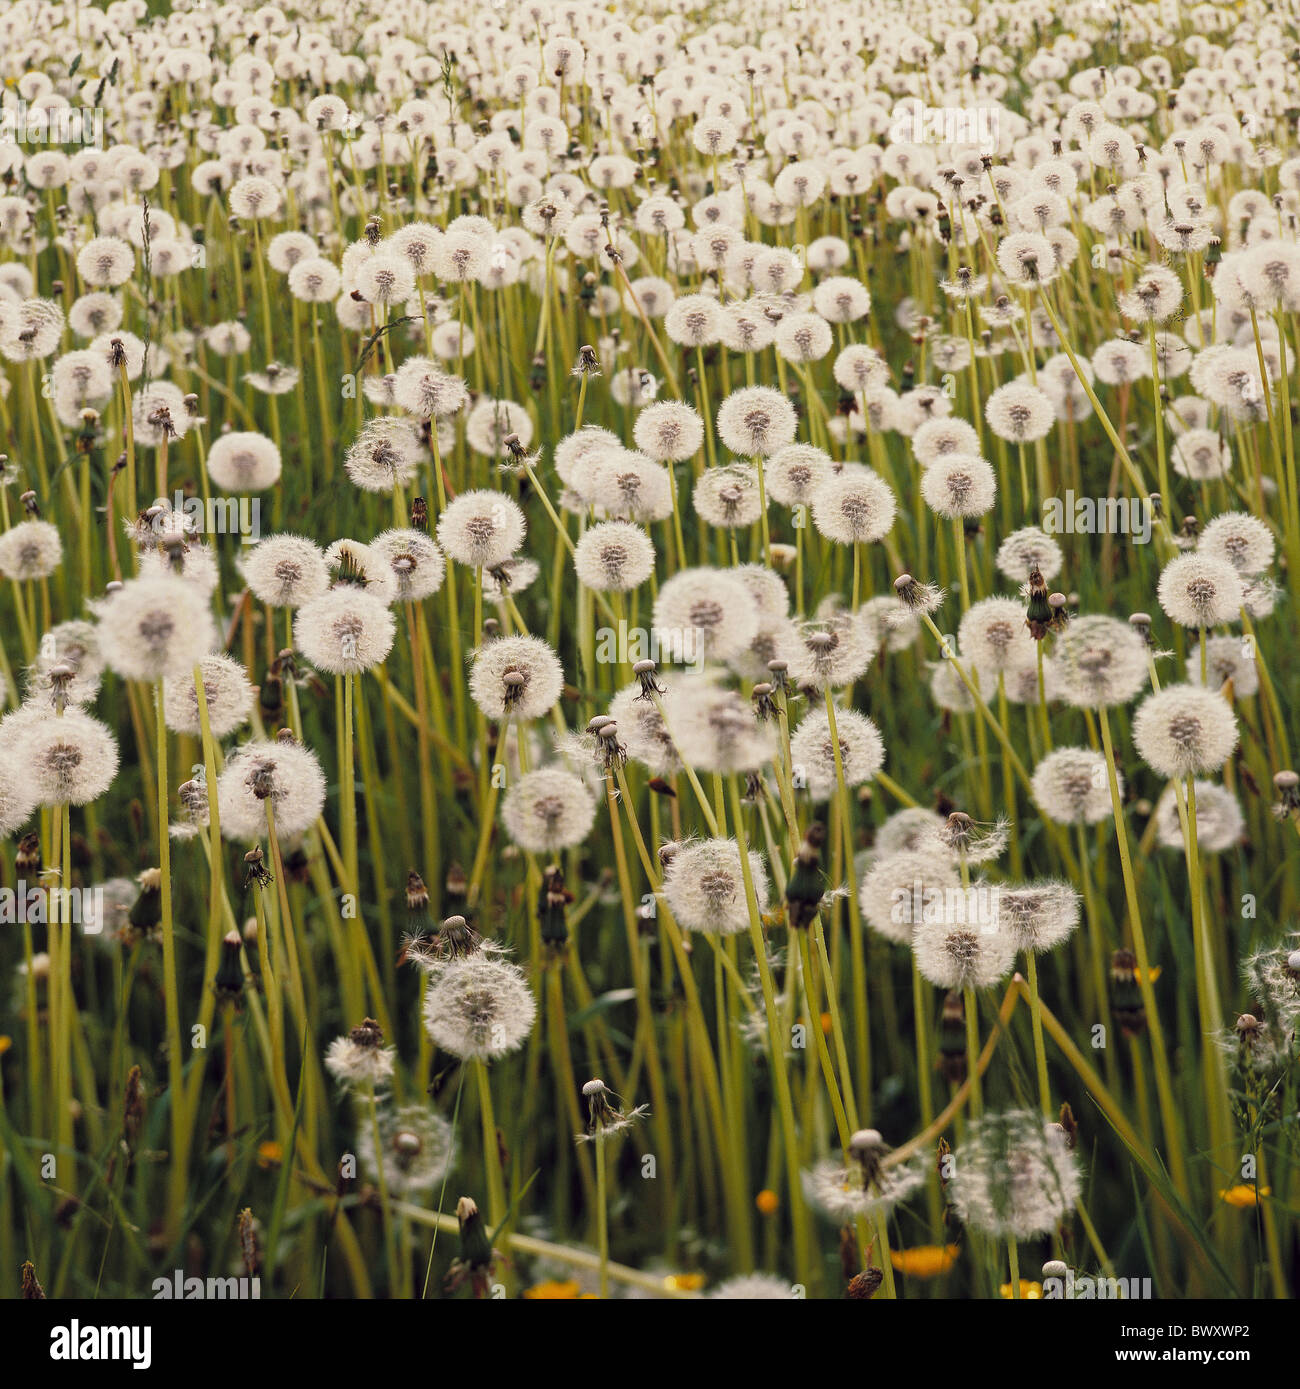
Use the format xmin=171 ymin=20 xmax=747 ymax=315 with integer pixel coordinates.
xmin=524 ymin=1279 xmax=582 ymax=1299
xmin=663 ymin=1272 xmax=707 ymax=1292
xmin=1219 ymin=1184 xmax=1270 ymax=1208
xmin=891 ymin=1243 xmax=960 ymax=1276
xmin=756 ymin=1188 xmax=780 ymax=1216
xmin=1000 ymin=1279 xmax=1043 ymax=1299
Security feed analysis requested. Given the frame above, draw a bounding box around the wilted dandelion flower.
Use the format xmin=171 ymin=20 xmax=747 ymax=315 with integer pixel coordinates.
xmin=922 ymin=453 xmax=997 ymax=519
xmin=1171 ymin=429 xmax=1231 ymax=481
xmin=17 ymin=708 xmax=119 ymax=807
xmin=1031 ymin=747 xmax=1118 ymax=825
xmin=996 ymin=232 xmax=1060 ymax=288
xmin=325 ymin=1019 xmax=395 ymax=1093
xmin=469 ymin=635 xmax=564 ymax=722
xmin=715 ymin=386 xmax=798 ymax=457
xmin=766 ymin=444 xmax=831 ymax=507
xmin=805 ymin=1129 xmax=925 ymax=1221
xmin=343 ymin=418 xmax=421 ymax=494
xmin=97 ymin=575 xmax=215 ymax=683
xmin=607 ymin=682 xmax=680 ymax=778
xmin=295 ymin=588 xmax=395 ymax=675
xmin=359 ymin=1103 xmax=456 ymax=1196
xmin=1155 ymin=781 xmax=1244 ymax=853
xmin=660 ymin=837 xmax=769 ymax=936
xmin=0 ymin=519 xmax=62 ymax=581
xmin=958 ymin=598 xmax=1036 ymax=674
xmin=423 ymin=954 xmax=536 ymax=1061
xmin=1188 ymin=635 xmax=1258 ymax=696
xmin=653 ymin=567 xmax=759 ymax=664
xmin=1156 ymin=553 xmax=1244 ymax=628
xmin=912 ymin=417 xmax=981 ymax=466
xmin=218 ymin=736 xmax=326 ymax=842
xmin=789 ymin=707 xmax=884 ymax=800
xmin=393 ymin=357 xmax=468 ymax=420
xmin=573 ymin=520 xmax=655 ymax=593
xmin=994 ymin=882 xmax=1081 ymax=954
xmin=239 ymin=535 xmax=330 ymax=609
xmin=833 ymin=344 xmax=890 ymax=394
xmin=694 ymin=463 xmax=763 ymax=530
xmin=207 ymin=431 xmax=281 ymax=492
xmin=0 ymin=298 xmax=64 ymax=360
xmin=1055 ymin=615 xmax=1149 ymax=709
xmin=501 ymin=768 xmax=596 ymax=854
xmin=368 ymin=529 xmax=446 ymax=603
xmin=437 ymin=489 xmax=526 ymax=569
xmin=671 ymin=682 xmax=777 ymax=776
xmin=811 ymin=465 xmax=897 ymax=545
xmin=709 ymin=1275 xmax=796 ymax=1300
xmin=783 ymin=607 xmax=872 ymax=692
xmin=1132 ymin=685 xmax=1239 ymax=778
xmin=0 ymin=754 xmax=35 ymax=836
xmin=913 ymin=905 xmax=1016 ymax=991
xmin=163 ymin=653 xmax=254 ymax=737
xmin=633 ymin=401 xmax=704 ymax=462
xmin=1198 ymin=512 xmax=1275 ymax=576
xmin=949 ymin=1111 xmax=1082 ymax=1239
xmin=984 ymin=382 xmax=1056 ymax=444
xmin=76 ymin=235 xmax=134 ymax=288
xmin=577 ymin=1078 xmax=649 ymax=1144
xmin=858 ymin=849 xmax=960 ymax=945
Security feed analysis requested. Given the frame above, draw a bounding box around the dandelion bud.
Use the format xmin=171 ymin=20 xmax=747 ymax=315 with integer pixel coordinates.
xmin=213 ymin=930 xmax=245 ymax=1003
xmin=47 ymin=663 xmax=76 ymax=713
xmin=1235 ymin=1013 xmax=1263 ymax=1050
xmin=128 ymin=868 xmax=162 ymax=935
xmin=847 ymin=1267 xmax=884 ymax=1300
xmin=631 ymin=658 xmax=664 ymax=700
xmin=1271 ymin=770 xmax=1300 ymax=820
xmin=244 ymin=846 xmax=273 ymax=889
xmin=938 ymin=992 xmax=968 ymax=1083
xmin=17 ymin=832 xmax=42 ymax=878
xmin=1024 ymin=569 xmax=1053 ymax=640
xmin=539 ymin=864 xmax=570 ymax=953
xmin=785 ymin=823 xmax=826 ymax=930
xmin=454 ymin=1196 xmax=493 ymax=1270
xmin=1110 ymin=948 xmax=1146 ymax=1036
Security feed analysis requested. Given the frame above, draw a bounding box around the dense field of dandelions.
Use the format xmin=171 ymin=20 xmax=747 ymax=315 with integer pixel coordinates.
xmin=0 ymin=0 xmax=1298 ymax=1304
